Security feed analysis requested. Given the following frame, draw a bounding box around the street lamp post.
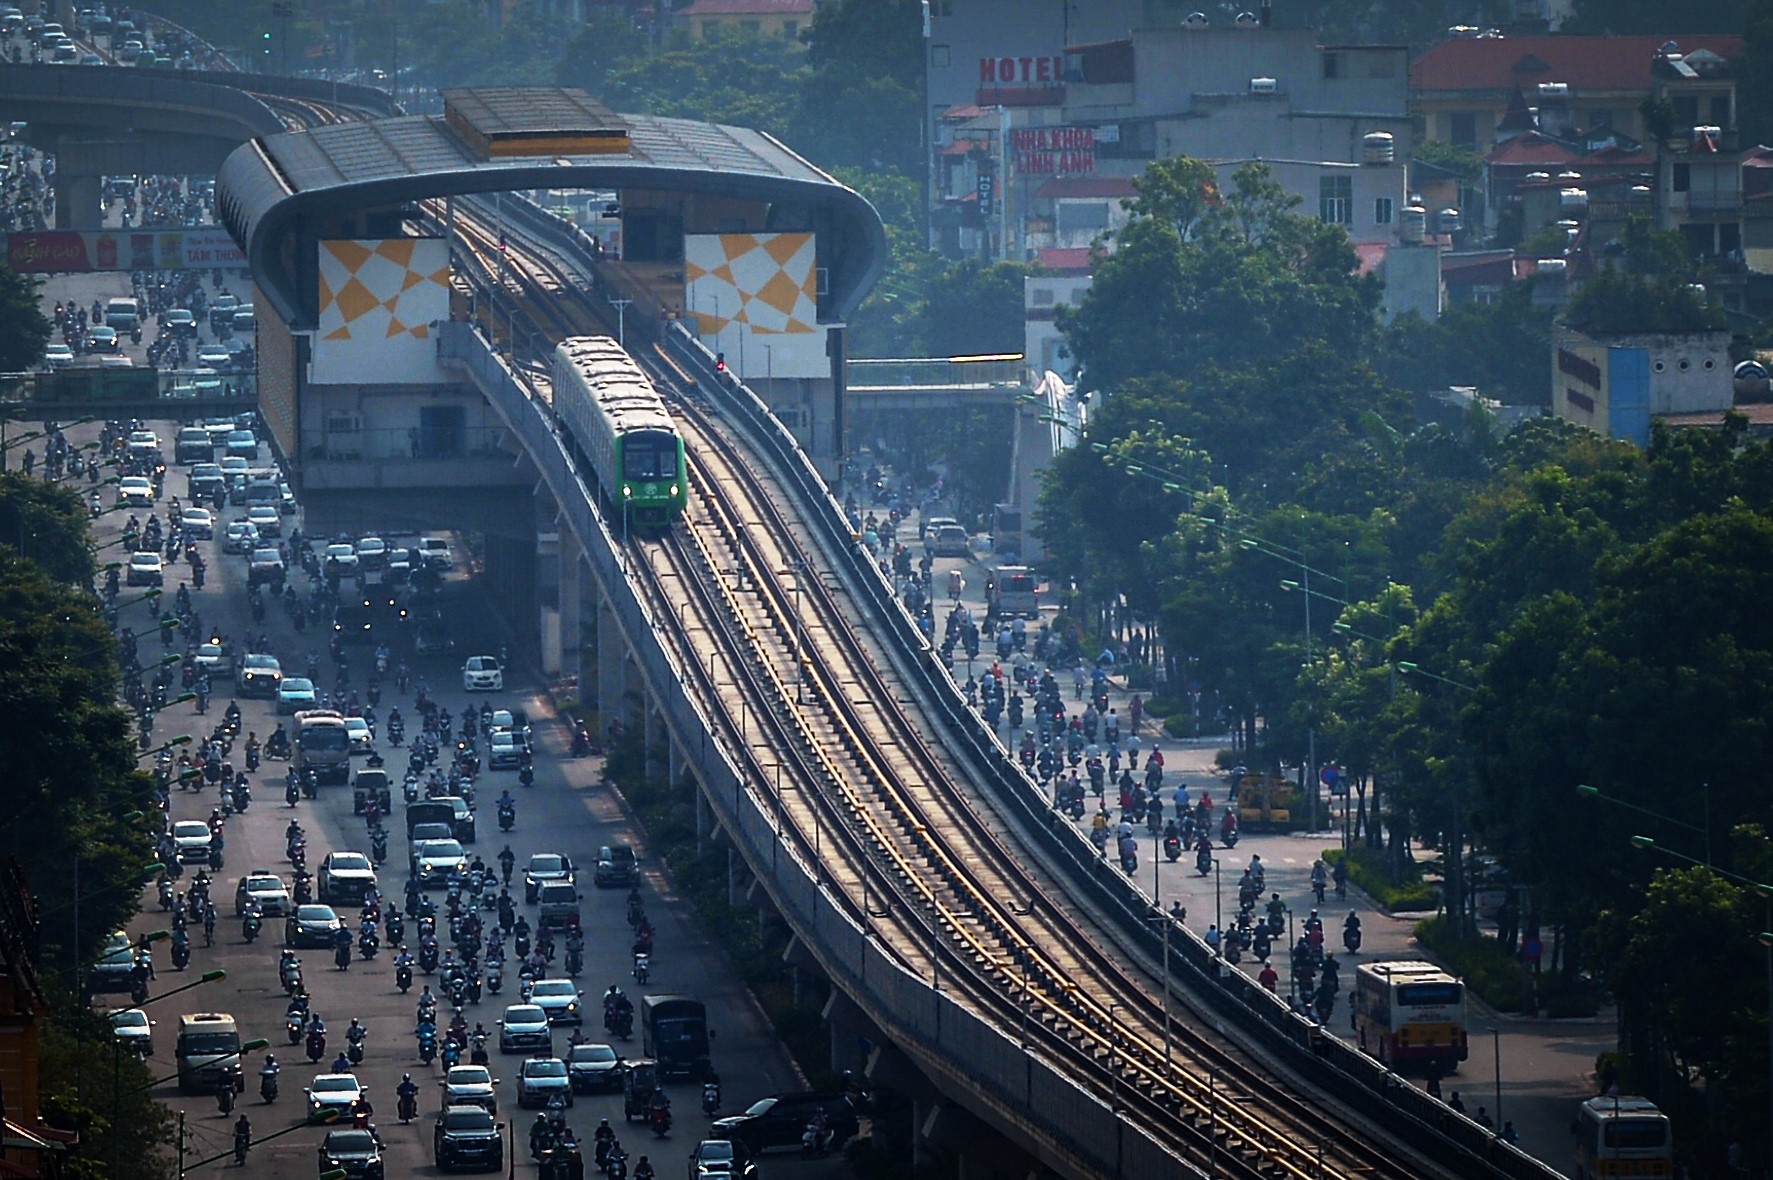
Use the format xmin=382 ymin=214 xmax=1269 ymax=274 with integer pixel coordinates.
xmin=1487 ymin=1026 xmax=1502 ymax=1134
xmin=1212 ymin=857 xmax=1222 ymax=954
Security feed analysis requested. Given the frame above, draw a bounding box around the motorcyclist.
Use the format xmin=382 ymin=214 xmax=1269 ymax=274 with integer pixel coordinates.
xmin=396 ymin=1074 xmax=420 ymax=1122
xmin=498 ymin=844 xmax=516 ymax=885
xmin=259 ymin=1055 xmax=280 ymax=1101
xmin=331 ymin=1049 xmax=351 ymax=1073
xmin=530 ymin=1112 xmax=555 ymax=1160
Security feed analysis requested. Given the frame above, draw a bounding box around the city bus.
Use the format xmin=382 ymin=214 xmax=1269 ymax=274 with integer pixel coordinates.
xmin=1352 ymin=960 xmax=1468 ymax=1068
xmin=291 ymin=709 xmax=351 ymax=787
xmin=1573 ymin=1095 xmax=1673 ymax=1179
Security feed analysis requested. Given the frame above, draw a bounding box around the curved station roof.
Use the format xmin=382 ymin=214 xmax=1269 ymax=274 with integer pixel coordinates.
xmin=216 ymin=87 xmax=886 ymax=328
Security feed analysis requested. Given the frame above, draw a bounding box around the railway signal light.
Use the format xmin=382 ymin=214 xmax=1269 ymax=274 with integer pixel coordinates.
xmin=715 ymin=353 xmax=726 ymax=372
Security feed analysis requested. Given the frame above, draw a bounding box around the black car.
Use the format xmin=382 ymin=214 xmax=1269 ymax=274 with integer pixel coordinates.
xmin=317 ymin=1129 xmax=384 ymax=1180
xmin=434 ymin=1105 xmax=504 ymax=1173
xmin=566 ymin=1042 xmax=624 ymax=1093
xmin=712 ymin=1093 xmax=858 ymax=1155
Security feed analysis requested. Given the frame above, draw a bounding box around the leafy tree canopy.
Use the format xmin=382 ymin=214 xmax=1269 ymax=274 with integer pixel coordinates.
xmin=0 ymin=263 xmax=50 ymax=371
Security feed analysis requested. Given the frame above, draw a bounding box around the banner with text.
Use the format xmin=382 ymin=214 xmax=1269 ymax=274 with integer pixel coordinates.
xmin=6 ymin=229 xmax=246 ymax=273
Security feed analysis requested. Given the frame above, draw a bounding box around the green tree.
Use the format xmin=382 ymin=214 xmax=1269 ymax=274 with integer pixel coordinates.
xmin=798 ymin=0 xmax=922 ymax=175
xmin=554 ymin=10 xmax=652 ymax=89
xmin=596 ymin=26 xmax=808 ymax=139
xmin=1381 ymin=282 xmax=1556 ymax=405
xmin=0 ymin=264 xmax=50 ymax=371
xmin=39 ymin=1013 xmax=178 ymax=1180
xmin=0 ymin=472 xmax=98 ymax=585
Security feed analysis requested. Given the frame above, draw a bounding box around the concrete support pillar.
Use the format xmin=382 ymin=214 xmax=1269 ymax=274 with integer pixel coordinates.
xmin=596 ymin=600 xmax=625 ymax=739
xmin=643 ymin=706 xmax=663 ymax=782
xmin=726 ymin=847 xmax=738 ymax=908
xmin=695 ymin=782 xmax=712 ymax=849
xmin=667 ymin=737 xmax=684 ymax=791
xmin=53 ymin=172 xmax=101 ymax=230
xmin=553 ymin=529 xmax=582 ymax=682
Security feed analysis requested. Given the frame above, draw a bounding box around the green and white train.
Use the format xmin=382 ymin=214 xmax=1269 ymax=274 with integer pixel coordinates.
xmin=552 ymin=335 xmax=688 ymax=527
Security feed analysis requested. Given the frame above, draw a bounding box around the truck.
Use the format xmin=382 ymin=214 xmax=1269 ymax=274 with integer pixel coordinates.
xmin=405 ymin=799 xmax=456 ymax=839
xmin=987 ymin=565 xmax=1038 ymax=618
xmin=176 ymin=1012 xmax=243 ymax=1094
xmin=640 ymin=995 xmax=710 ymax=1080
xmin=291 ymin=710 xmax=351 ymax=787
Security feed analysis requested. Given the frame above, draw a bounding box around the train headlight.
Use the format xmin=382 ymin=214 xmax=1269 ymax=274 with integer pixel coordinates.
xmin=622 ymin=485 xmax=632 ymax=498
xmin=669 ymin=485 xmax=679 ymax=496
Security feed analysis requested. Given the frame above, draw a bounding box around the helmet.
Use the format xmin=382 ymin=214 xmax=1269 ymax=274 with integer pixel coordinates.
xmin=598 ymin=1119 xmax=610 ymax=1128
xmin=403 ymin=1073 xmax=411 ymax=1082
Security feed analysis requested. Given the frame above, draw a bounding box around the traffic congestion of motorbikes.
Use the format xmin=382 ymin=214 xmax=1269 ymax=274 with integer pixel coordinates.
xmin=74 ymin=409 xmax=775 ymax=1179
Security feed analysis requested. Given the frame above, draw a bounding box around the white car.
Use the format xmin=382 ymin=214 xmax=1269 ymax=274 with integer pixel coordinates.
xmin=44 ymin=342 xmax=74 ymax=368
xmin=487 ymin=729 xmax=523 ymax=770
xmin=355 ymin=536 xmax=386 ymax=569
xmin=527 ymin=979 xmax=582 ymax=1025
xmin=317 ymin=851 xmax=377 ymax=905
xmin=234 ymin=871 xmax=291 ymax=917
xmin=343 ymin=716 xmax=373 ymax=754
xmin=278 ymin=677 xmax=317 ymax=713
xmin=412 ymin=839 xmax=467 ymax=887
xmin=125 ymin=430 xmax=160 ymax=459
xmin=171 ymin=820 xmax=212 ymax=864
xmin=180 ymin=507 xmax=213 ymax=539
xmin=497 ymin=1005 xmax=552 ymax=1054
xmin=222 ymin=520 xmax=259 ymax=554
xmin=198 ymin=344 xmax=232 ymax=370
xmin=126 ymin=551 xmax=163 ymax=586
xmin=192 ymin=640 xmax=230 ymax=672
xmin=246 ymin=505 xmax=280 ymax=538
xmin=441 ymin=1065 xmax=498 ymax=1114
xmin=117 ymin=476 xmax=155 ymax=506
xmin=324 ymin=543 xmax=360 ymax=576
xmin=305 ymin=1072 xmax=364 ymax=1119
xmin=109 ymin=1009 xmax=154 ymax=1056
xmin=462 ymin=656 xmax=503 ymax=693
xmin=417 ymin=536 xmax=453 ymax=569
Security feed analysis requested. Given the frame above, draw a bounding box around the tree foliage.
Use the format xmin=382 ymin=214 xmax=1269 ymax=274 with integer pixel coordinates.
xmin=1382 ymin=283 xmax=1556 ymax=405
xmin=0 ymin=472 xmax=98 ymax=585
xmin=0 ymin=263 xmax=50 ymax=371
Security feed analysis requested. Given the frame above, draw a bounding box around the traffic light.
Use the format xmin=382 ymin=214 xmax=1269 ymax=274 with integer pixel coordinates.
xmin=714 ymin=353 xmax=726 ymax=372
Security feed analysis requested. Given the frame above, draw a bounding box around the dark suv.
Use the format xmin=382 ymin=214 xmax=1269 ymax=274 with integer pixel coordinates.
xmin=711 ymin=1093 xmax=858 ymax=1154
xmin=434 ymin=1105 xmax=504 ymax=1172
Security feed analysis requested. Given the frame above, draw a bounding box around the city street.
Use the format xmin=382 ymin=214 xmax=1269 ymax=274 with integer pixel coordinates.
xmin=67 ymin=401 xmax=840 ymax=1179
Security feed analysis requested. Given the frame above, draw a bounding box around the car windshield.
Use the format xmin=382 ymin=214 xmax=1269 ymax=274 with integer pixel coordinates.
xmin=326 ymin=1131 xmax=376 ymax=1153
xmin=173 ymin=822 xmax=208 ymax=839
xmin=572 ymin=1045 xmax=617 ymax=1064
xmin=297 ymin=906 xmax=335 ymax=922
xmin=243 ymin=655 xmax=277 ymax=670
xmin=247 ymin=876 xmax=281 ymax=891
xmin=469 ymin=657 xmax=499 ymax=671
xmin=329 ymin=854 xmax=370 ymax=872
xmin=698 ymin=1142 xmax=736 ymax=1162
xmin=506 ymin=1007 xmax=544 ymax=1023
xmin=282 ymin=678 xmax=314 ymax=693
xmin=444 ymin=1109 xmax=495 ymax=1131
xmin=423 ymin=841 xmax=465 ymax=859
xmin=528 ymin=856 xmax=565 ymax=873
xmin=531 ymin=982 xmax=574 ymax=998
xmin=111 ymin=1011 xmax=148 ymax=1028
xmin=525 ymin=1061 xmax=567 ymax=1078
xmin=744 ymin=1098 xmax=777 ymax=1116
xmin=313 ymin=1077 xmax=357 ymax=1093
xmin=449 ymin=1067 xmax=491 ymax=1085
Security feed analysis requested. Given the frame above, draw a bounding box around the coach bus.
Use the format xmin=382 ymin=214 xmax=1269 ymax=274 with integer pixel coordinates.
xmin=1573 ymin=1095 xmax=1673 ymax=1179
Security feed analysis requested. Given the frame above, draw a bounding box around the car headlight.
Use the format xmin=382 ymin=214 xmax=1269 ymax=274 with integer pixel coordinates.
xmin=566 ymin=1002 xmax=577 ymax=1011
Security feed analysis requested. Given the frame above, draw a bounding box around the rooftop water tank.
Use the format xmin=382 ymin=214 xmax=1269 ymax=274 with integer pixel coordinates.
xmin=1436 ymin=207 xmax=1463 ymax=233
xmin=1249 ymin=77 xmax=1277 ymax=93
xmin=1734 ymin=360 xmax=1769 ymax=400
xmin=1525 ymin=171 xmax=1551 ymax=184
xmin=1560 ymin=188 xmax=1589 ymax=211
xmin=1363 ymin=132 xmax=1395 ymax=164
xmin=1537 ymin=258 xmax=1568 ymax=276
xmin=1235 ymin=11 xmax=1260 ymax=26
xmin=1184 ymin=11 xmax=1209 ymax=26
xmin=1537 ymin=82 xmax=1570 ymax=99
xmin=1400 ymin=205 xmax=1427 ymax=243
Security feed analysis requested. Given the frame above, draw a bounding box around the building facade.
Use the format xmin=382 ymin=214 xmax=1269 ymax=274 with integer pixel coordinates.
xmin=1552 ymin=324 xmax=1731 ymax=445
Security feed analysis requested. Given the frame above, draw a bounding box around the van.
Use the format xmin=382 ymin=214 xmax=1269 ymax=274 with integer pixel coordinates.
xmin=233 ymin=308 xmax=255 ymax=334
xmin=988 ymin=565 xmax=1039 ymax=618
xmin=536 ymin=881 xmax=580 ymax=930
xmin=104 ymin=297 xmax=140 ymax=333
xmin=174 ymin=427 xmax=213 ymax=465
xmin=176 ymin=1012 xmax=242 ymax=1094
xmin=930 ymin=523 xmax=969 ymax=558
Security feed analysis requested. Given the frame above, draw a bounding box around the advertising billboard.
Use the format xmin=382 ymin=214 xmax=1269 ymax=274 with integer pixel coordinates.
xmin=683 ymin=232 xmax=827 ymax=380
xmin=311 ymin=239 xmax=450 ymax=386
xmin=6 ymin=229 xmax=246 ymax=273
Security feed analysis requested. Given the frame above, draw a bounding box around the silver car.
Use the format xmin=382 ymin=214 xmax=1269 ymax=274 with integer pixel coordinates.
xmin=497 ymin=1005 xmax=551 ymax=1054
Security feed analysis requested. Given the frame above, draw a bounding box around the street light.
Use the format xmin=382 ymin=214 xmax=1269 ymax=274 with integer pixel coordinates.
xmin=1487 ymin=1026 xmax=1502 ymax=1135
xmin=1578 ymin=783 xmax=1710 ymax=867
xmin=183 ymin=1105 xmax=340 ymax=1174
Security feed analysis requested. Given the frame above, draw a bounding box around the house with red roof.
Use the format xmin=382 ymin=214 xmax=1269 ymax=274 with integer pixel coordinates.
xmin=676 ymin=0 xmax=813 ymax=45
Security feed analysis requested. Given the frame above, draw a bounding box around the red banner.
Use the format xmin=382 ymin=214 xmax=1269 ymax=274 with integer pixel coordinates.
xmin=9 ymin=231 xmax=96 ymax=272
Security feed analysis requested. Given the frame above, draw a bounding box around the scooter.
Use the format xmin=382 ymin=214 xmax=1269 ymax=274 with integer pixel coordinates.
xmin=701 ymin=1079 xmax=720 ymax=1117
xmin=306 ymin=1027 xmax=326 ymax=1064
xmin=396 ymin=962 xmax=413 ymax=993
xmin=347 ymin=1032 xmax=366 ymax=1066
xmin=243 ymin=914 xmax=261 ymax=943
xmin=1163 ymin=835 xmax=1181 ymax=862
xmin=650 ymin=1105 xmax=671 ymax=1137
xmin=260 ymin=1070 xmax=278 ymax=1104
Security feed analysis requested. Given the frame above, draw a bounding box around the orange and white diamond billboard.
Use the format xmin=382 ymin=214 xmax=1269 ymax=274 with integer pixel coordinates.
xmin=313 ymin=238 xmax=451 ymax=384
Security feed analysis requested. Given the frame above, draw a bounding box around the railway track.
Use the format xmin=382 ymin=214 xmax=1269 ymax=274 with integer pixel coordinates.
xmin=450 ymin=200 xmax=1458 ymax=1179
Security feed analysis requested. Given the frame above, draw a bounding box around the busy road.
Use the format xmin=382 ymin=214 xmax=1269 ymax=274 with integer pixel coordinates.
xmin=73 ymin=407 xmax=828 ymax=1180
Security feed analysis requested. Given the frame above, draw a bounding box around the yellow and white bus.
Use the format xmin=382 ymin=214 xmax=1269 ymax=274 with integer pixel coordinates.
xmin=1352 ymin=960 xmax=1468 ymax=1068
xmin=1574 ymin=1095 xmax=1673 ymax=1180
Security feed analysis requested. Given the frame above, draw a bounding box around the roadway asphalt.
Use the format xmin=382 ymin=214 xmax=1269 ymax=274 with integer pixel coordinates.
xmin=912 ymin=507 xmax=1608 ymax=1180
xmin=63 ymin=404 xmax=848 ymax=1178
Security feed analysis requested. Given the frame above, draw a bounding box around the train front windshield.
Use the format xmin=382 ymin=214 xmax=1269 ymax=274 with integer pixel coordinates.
xmin=623 ymin=434 xmax=678 ymax=481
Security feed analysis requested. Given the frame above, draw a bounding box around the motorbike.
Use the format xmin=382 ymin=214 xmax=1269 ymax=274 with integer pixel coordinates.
xmin=347 ymin=1032 xmax=366 ymax=1066
xmin=371 ymin=831 xmax=388 ymax=864
xmin=306 ymin=1027 xmax=326 ymax=1064
xmin=217 ymin=1082 xmax=235 ymax=1115
xmin=417 ymin=1027 xmax=437 ymax=1065
xmin=260 ymin=1070 xmax=278 ymax=1103
xmin=650 ymin=1105 xmax=671 ymax=1137
xmin=158 ymin=879 xmax=173 ymax=910
xmin=359 ymin=929 xmax=380 ymax=959
xmin=243 ymin=914 xmax=261 ymax=943
xmin=470 ymin=1032 xmax=489 ymax=1066
xmin=233 ymin=1126 xmax=250 ymax=1166
xmin=1163 ymin=835 xmax=1181 ymax=862
xmin=398 ymin=1090 xmax=418 ymax=1123
xmin=170 ymin=939 xmax=190 ymax=971
xmin=418 ymin=943 xmax=439 ymax=973
xmin=498 ymin=803 xmax=514 ymax=832
xmin=702 ymin=1080 xmax=721 ymax=1117
xmin=1195 ymin=848 xmax=1212 ymax=878
xmin=633 ymin=953 xmax=649 ymax=985
xmin=334 ymin=942 xmax=352 ymax=971
xmin=396 ymin=962 xmax=413 ymax=993
xmin=1343 ymin=921 xmax=1362 ymax=954
xmin=486 ymin=963 xmax=503 ymax=994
